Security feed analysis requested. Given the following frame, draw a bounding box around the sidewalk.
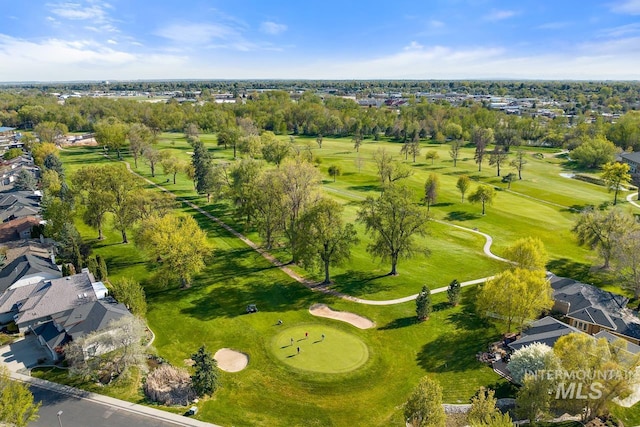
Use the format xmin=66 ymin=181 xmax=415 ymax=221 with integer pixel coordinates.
xmin=10 ymin=371 xmax=222 ymax=427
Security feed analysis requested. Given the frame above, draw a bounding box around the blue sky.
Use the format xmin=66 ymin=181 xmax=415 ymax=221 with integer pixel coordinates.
xmin=1 ymin=0 xmax=640 ymax=81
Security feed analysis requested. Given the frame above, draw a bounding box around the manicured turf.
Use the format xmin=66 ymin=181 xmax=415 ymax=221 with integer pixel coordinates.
xmin=54 ymin=135 xmax=639 ymax=426
xmin=271 ymin=324 xmax=369 ymax=373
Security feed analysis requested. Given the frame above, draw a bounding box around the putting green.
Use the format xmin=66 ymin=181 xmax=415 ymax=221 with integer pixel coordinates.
xmin=271 ymin=325 xmax=369 ymax=373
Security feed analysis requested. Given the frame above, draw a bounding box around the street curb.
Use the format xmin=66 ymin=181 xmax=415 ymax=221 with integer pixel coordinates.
xmin=10 ymin=371 xmax=222 ymax=427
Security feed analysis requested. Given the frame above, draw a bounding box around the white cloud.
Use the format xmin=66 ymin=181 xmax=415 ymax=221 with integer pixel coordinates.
xmin=483 ymin=9 xmax=518 ymax=21
xmin=47 ymin=2 xmax=107 ymax=21
xmin=260 ymin=21 xmax=287 ymax=35
xmin=403 ymin=41 xmax=424 ymax=51
xmin=155 ymin=23 xmax=238 ymax=45
xmin=597 ymin=23 xmax=640 ymax=37
xmin=611 ymin=0 xmax=640 ymax=14
xmin=107 ymin=39 xmax=117 ymax=45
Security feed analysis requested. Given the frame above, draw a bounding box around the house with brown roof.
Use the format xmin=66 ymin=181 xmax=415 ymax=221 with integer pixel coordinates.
xmin=0 ymin=216 xmax=40 ymax=243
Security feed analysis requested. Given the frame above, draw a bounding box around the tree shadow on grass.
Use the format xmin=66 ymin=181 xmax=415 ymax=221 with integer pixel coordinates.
xmin=547 ymin=258 xmax=594 ymax=283
xmin=417 ymin=330 xmax=491 ymax=373
xmin=445 ymin=211 xmax=480 ymax=221
xmin=347 ymin=184 xmax=382 ymax=193
xmin=330 ymin=270 xmax=393 ymax=297
xmin=432 ymin=202 xmax=454 ymax=208
xmin=378 ymin=316 xmax=418 ymax=330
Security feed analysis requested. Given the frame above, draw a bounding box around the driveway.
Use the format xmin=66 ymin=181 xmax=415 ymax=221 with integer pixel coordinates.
xmin=0 ymin=334 xmax=50 ymax=373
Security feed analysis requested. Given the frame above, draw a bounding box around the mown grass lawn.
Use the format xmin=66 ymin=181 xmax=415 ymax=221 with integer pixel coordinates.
xmin=56 ymin=134 xmax=639 ymax=426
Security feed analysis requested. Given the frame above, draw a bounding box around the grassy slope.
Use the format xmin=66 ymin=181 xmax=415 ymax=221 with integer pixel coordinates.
xmin=57 ymin=135 xmax=639 ymax=426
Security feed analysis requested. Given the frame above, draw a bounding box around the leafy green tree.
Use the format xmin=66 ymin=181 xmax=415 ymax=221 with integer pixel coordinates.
xmin=477 ymin=268 xmax=553 ymax=333
xmin=353 ymin=134 xmax=362 ymax=152
xmin=94 ymin=117 xmax=129 ymax=159
xmin=510 ymin=150 xmax=527 ymax=179
xmin=184 ymin=122 xmax=200 ymax=144
xmin=31 ymin=142 xmax=58 ymax=167
xmin=504 ymin=236 xmax=548 ymax=271
xmin=253 ymin=170 xmax=286 ymax=249
xmin=43 ymin=153 xmax=64 ymax=177
xmin=110 ymin=277 xmax=147 ymax=317
xmin=456 ymin=175 xmax=471 ymax=203
xmin=229 ymin=158 xmax=263 ymax=225
xmin=553 ymin=333 xmax=638 ymax=422
xmin=261 ymin=132 xmax=290 ymax=167
xmin=128 ymin=123 xmax=154 ymax=168
xmin=40 ymin=169 xmax=61 ymax=195
xmin=217 ymin=127 xmax=242 ymax=158
xmin=408 ymin=140 xmax=421 ymax=162
xmin=73 ymin=165 xmax=114 ymax=240
xmin=14 ymin=169 xmax=37 ymax=191
xmin=502 ymin=172 xmax=516 ymax=189
xmin=278 ymin=159 xmax=322 ymax=262
xmin=101 ymin=164 xmax=142 ymax=243
xmin=191 ymin=345 xmax=219 ymax=397
xmin=403 ymin=376 xmax=446 ymax=427
xmin=297 ymin=198 xmax=358 ymax=284
xmin=160 ymin=153 xmax=184 ymax=184
xmin=447 ymin=279 xmax=461 ymax=306
xmin=571 ymin=136 xmax=617 ymax=169
xmin=425 ymin=150 xmax=439 ymax=165
xmin=0 ymin=367 xmax=40 ymax=427
xmin=373 ymin=148 xmax=413 ymax=188
xmin=573 ymin=207 xmax=636 ymax=269
xmin=135 ymin=214 xmax=211 ymax=288
xmin=34 ymin=121 xmax=67 ymax=144
xmin=601 ymin=161 xmax=631 ymax=205
xmin=2 ymin=148 xmax=23 ymax=160
xmin=423 ymin=173 xmax=439 ymax=212
xmin=516 ymin=373 xmax=554 ymax=424
xmin=468 ymin=184 xmax=496 ymax=215
xmin=238 ymin=134 xmax=262 ymax=158
xmin=96 ymin=254 xmax=108 ymax=281
xmin=472 ymin=127 xmax=493 ymax=172
xmin=328 ymin=164 xmax=342 ymax=182
xmin=467 ymin=387 xmax=513 ymax=427
xmin=415 ymin=285 xmax=432 ymax=321
xmin=612 ymin=228 xmax=640 ymax=298
xmin=191 ymin=140 xmax=213 ymax=195
xmin=142 ymin=146 xmax=161 ymax=177
xmin=357 ymin=184 xmax=430 ymax=276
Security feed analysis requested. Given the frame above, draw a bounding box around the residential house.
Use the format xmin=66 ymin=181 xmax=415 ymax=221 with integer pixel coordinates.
xmin=508 ymin=316 xmax=584 ymax=351
xmin=32 ymin=299 xmax=131 ymax=361
xmin=0 ymin=156 xmax=39 ymax=191
xmin=620 ymin=152 xmax=640 ymax=174
xmin=0 ymin=191 xmax=42 ymax=222
xmin=0 ymin=254 xmax=61 ymax=294
xmin=0 ymin=216 xmax=40 ymax=243
xmin=3 ymin=239 xmax=56 ymax=265
xmin=551 ymin=274 xmax=640 ymax=345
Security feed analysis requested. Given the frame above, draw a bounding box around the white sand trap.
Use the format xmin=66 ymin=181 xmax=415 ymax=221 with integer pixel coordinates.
xmin=559 ymin=173 xmax=575 ymax=179
xmin=309 ymin=304 xmax=375 ymax=329
xmin=214 ymin=348 xmax=248 ymax=372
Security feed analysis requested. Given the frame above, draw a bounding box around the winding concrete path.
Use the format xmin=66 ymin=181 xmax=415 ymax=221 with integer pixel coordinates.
xmin=123 ymin=162 xmax=507 ymax=305
xmin=627 ymin=192 xmax=640 ymax=209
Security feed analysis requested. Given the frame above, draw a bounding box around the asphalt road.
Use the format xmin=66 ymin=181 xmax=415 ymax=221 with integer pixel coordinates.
xmin=28 ymin=384 xmax=186 ymax=427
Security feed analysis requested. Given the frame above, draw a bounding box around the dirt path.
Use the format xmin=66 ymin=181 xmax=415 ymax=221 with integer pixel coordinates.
xmin=123 ymin=162 xmax=504 ymax=305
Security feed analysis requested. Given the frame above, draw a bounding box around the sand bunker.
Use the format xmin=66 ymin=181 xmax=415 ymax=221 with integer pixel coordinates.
xmin=309 ymin=304 xmax=375 ymax=329
xmin=214 ymin=348 xmax=249 ymax=372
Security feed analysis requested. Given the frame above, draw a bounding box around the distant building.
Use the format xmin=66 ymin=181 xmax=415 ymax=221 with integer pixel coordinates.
xmin=620 ymin=152 xmax=640 ymax=174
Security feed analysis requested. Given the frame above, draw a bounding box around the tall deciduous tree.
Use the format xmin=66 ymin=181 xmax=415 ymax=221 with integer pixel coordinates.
xmin=73 ymin=165 xmax=115 ymax=240
xmin=261 ymin=132 xmax=290 ymax=167
xmin=357 ymin=184 xmax=430 ymax=276
xmin=373 ymin=148 xmax=413 ymax=188
xmin=572 ymin=208 xmax=636 ymax=269
xmin=253 ymin=170 xmax=286 ymax=249
xmin=449 ymin=140 xmax=463 ymax=167
xmin=571 ymin=136 xmax=618 ymax=169
xmin=135 ymin=214 xmax=211 ymax=288
xmin=403 ymin=376 xmax=446 ymax=427
xmin=278 ymin=159 xmax=322 ymax=262
xmin=472 ymin=127 xmax=493 ymax=172
xmin=423 ymin=173 xmax=439 ymax=212
xmin=94 ymin=117 xmax=129 ymax=159
xmin=424 ymin=150 xmax=439 ymax=165
xmin=128 ymin=123 xmax=154 ymax=168
xmin=467 ymin=387 xmax=513 ymax=427
xmin=612 ymin=228 xmax=640 ymax=298
xmin=34 ymin=121 xmax=67 ymax=145
xmin=601 ymin=161 xmax=631 ymax=205
xmin=328 ymin=165 xmax=342 ymax=182
xmin=31 ymin=142 xmax=58 ymax=167
xmin=0 ymin=367 xmax=41 ymax=427
xmin=468 ymin=185 xmax=496 ymax=215
xmin=511 ymin=150 xmax=527 ymax=180
xmin=504 ymin=236 xmax=548 ymax=271
xmin=142 ymin=146 xmax=161 ymax=177
xmin=488 ymin=146 xmax=508 ymax=176
xmin=160 ymin=153 xmax=184 ymax=184
xmin=456 ymin=175 xmax=471 ymax=203
xmin=477 ymin=268 xmax=553 ymax=333
xmin=101 ymin=164 xmax=141 ymax=244
xmin=110 ymin=277 xmax=147 ymax=317
xmin=217 ymin=127 xmax=242 ymax=158
xmin=297 ymin=198 xmax=358 ymax=284
xmin=229 ymin=158 xmax=263 ymax=225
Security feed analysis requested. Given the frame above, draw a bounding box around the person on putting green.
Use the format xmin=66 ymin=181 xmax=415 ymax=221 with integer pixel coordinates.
xmin=321 ymin=333 xmax=325 ymax=341
xmin=297 ymin=346 xmax=300 ymax=354
xmin=305 ymin=332 xmax=308 ymax=339
xmin=290 ymin=337 xmax=294 ymax=346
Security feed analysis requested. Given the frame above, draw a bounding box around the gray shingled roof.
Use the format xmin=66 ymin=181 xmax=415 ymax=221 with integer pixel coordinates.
xmin=32 ymin=321 xmax=69 ymax=350
xmin=0 ymin=254 xmax=61 ymax=293
xmin=15 ymin=272 xmax=97 ymax=327
xmin=594 ymin=330 xmax=640 ymax=355
xmin=620 ymin=152 xmax=640 ymax=164
xmin=550 ymin=274 xmax=640 ymax=340
xmin=508 ymin=316 xmax=584 ymax=351
xmin=51 ymin=299 xmax=131 ymax=340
